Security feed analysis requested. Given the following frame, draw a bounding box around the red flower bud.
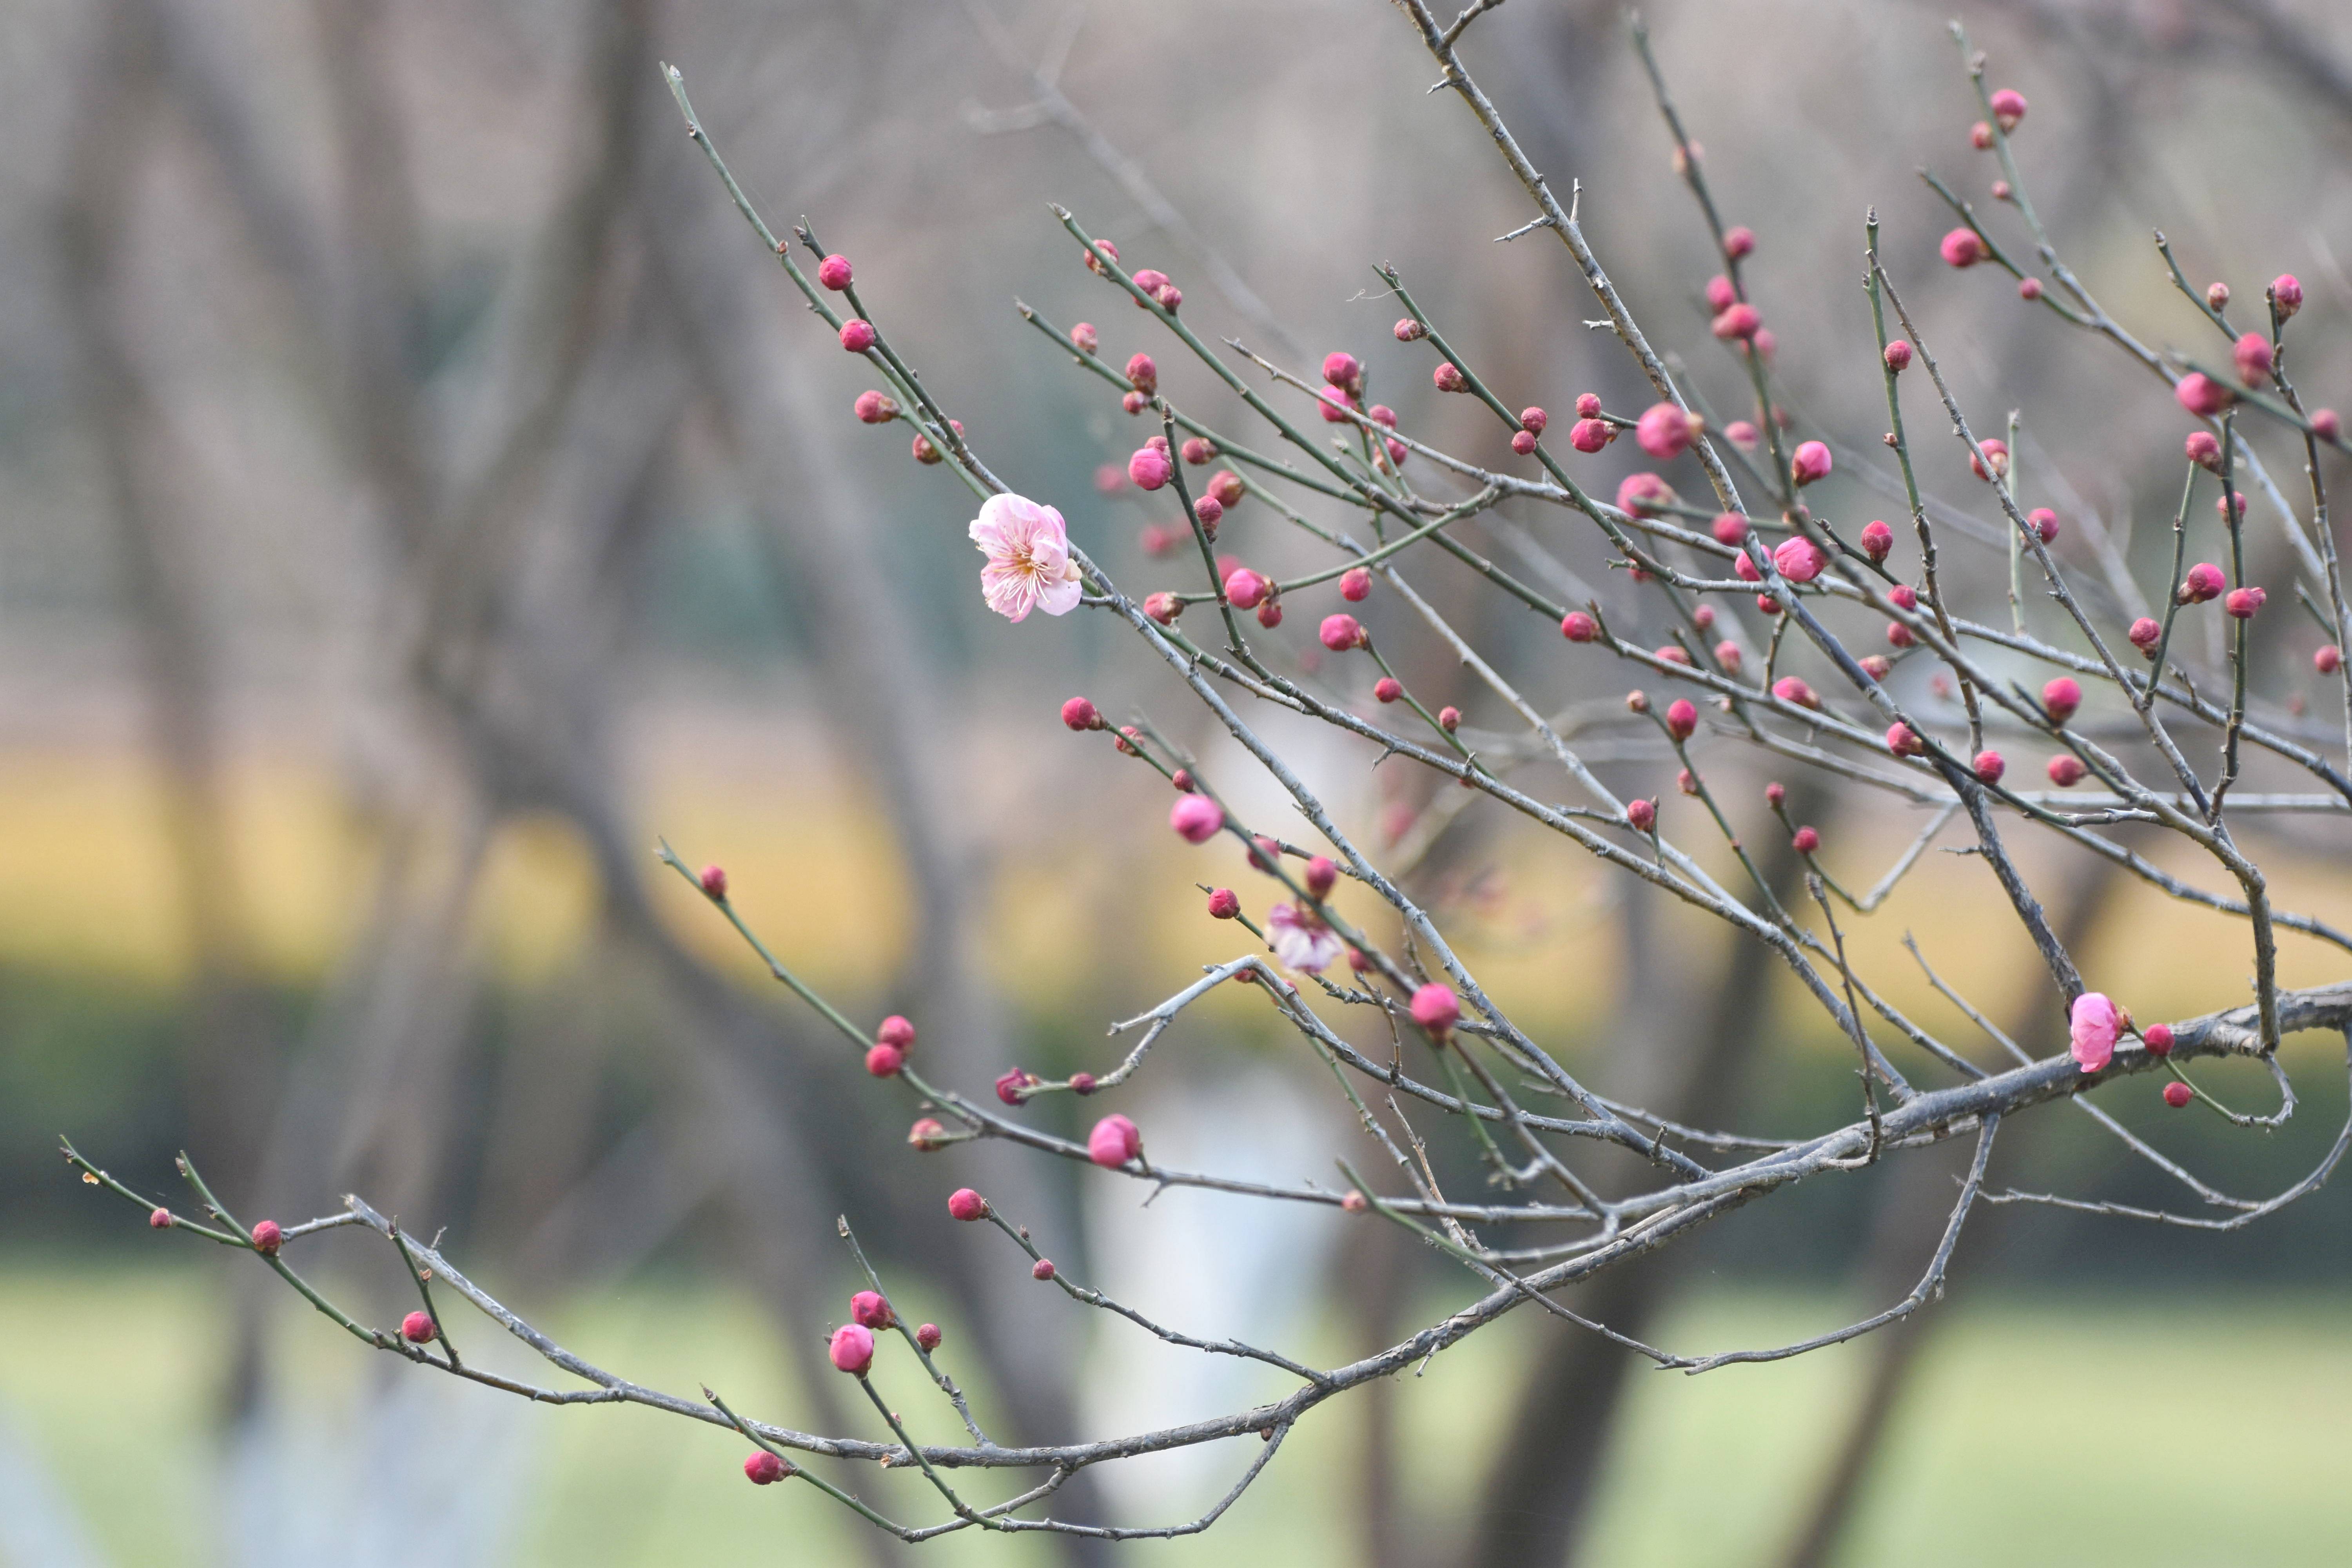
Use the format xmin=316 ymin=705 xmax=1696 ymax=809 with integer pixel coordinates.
xmin=2312 ymin=410 xmax=2340 ymax=443
xmin=839 ymin=319 xmax=876 ymax=353
xmin=2272 ymin=274 xmax=2303 ymax=319
xmin=2018 ymin=277 xmax=2043 ymax=301
xmin=1666 ymin=699 xmax=1698 ymax=740
xmin=2163 ymin=1080 xmax=2192 ymax=1109
xmin=1323 ymin=351 xmax=1362 ymax=392
xmin=698 ymin=864 xmax=728 ymax=900
xmin=854 ymin=390 xmax=898 ymax=423
xmin=1071 ymin=321 xmax=1098 ymax=354
xmin=2234 ymin=332 xmax=2273 ymax=387
xmin=1792 ymin=826 xmax=1820 ymax=853
xmin=1319 ymin=613 xmax=1367 ymax=651
xmin=1511 ymin=430 xmax=1537 ymax=456
xmin=1940 ymin=228 xmax=1985 ymax=269
xmin=2225 ymin=586 xmax=2266 ymax=619
xmin=1570 ymin=418 xmax=1612 ymax=453
xmin=1433 ymin=363 xmax=1466 ymax=393
xmin=1128 ymin=446 xmax=1172 ymax=490
xmin=852 ymin=1291 xmax=896 ymax=1330
xmin=866 ymin=1044 xmax=904 ymax=1077
xmin=1887 ymin=722 xmax=1926 ymax=758
xmin=251 ymin=1220 xmax=282 ymax=1256
xmin=1374 ymin=676 xmax=1403 ymax=703
xmin=1087 ymin=1114 xmax=1142 ymax=1168
xmin=1181 ymin=437 xmax=1216 ymax=465
xmin=745 ymin=1451 xmax=788 ymax=1485
xmin=1711 ymin=303 xmax=1761 ymax=339
xmin=1771 ymin=676 xmax=1818 ymax=710
xmin=1790 ymin=441 xmax=1832 ymax=486
xmin=2318 ymin=645 xmax=2344 ymax=675
xmin=1626 ymin=797 xmax=1657 ymax=832
xmin=1207 ymin=887 xmax=1241 ymax=920
xmin=1884 ymin=340 xmax=1913 ymax=372
xmin=1969 ymin=439 xmax=2009 ymax=482
xmin=1305 ymin=856 xmax=1338 ymax=897
xmin=1989 ymin=87 xmax=2027 ymax=129
xmin=1575 ymin=393 xmax=1603 ymax=419
xmin=1062 ymin=697 xmax=1104 ymax=731
xmin=1706 ymin=275 xmax=1737 ymax=312
xmin=2179 ymin=562 xmax=2226 ymax=604
xmin=1858 ymin=653 xmax=1889 ymax=679
xmin=1973 ymin=750 xmax=2006 ymax=785
xmin=2144 ymin=1023 xmax=2174 ymax=1056
xmin=149 ymin=1207 xmax=172 ymax=1229
xmin=1971 ymin=121 xmax=1994 ymax=150
xmin=1223 ymin=568 xmax=1270 ymax=609
xmin=1171 ymin=793 xmax=1225 ymax=844
xmin=917 ymin=1323 xmax=942 ymax=1350
xmin=401 ymin=1310 xmax=435 ymax=1343
xmin=1410 ymin=983 xmax=1462 ymax=1036
xmin=2042 ymin=677 xmax=2082 ymax=722
xmin=948 ymin=1188 xmax=988 ymax=1221
xmin=1438 ymin=705 xmax=1462 ymax=733
xmin=1560 ymin=611 xmax=1599 ymax=643
xmin=2129 ymin=617 xmax=2163 ymax=655
xmin=817 ymin=254 xmax=853 ymax=291
xmin=2047 ymin=755 xmax=2086 ymax=787
xmin=829 ymin=1324 xmax=874 ymax=1374
xmin=995 ymin=1068 xmax=1038 ymax=1104
xmin=2174 ymin=373 xmax=2231 ymax=417
xmin=1860 ymin=519 xmax=1894 ymax=561
xmin=1031 ymin=1258 xmax=1057 ymax=1281
xmin=1257 ymin=597 xmax=1283 ymax=629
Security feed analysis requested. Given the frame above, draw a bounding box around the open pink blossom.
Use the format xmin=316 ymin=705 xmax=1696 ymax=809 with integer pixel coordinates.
xmin=2069 ymin=992 xmax=2121 ymax=1072
xmin=969 ymin=494 xmax=1081 ymax=622
xmin=1266 ymin=902 xmax=1345 ymax=975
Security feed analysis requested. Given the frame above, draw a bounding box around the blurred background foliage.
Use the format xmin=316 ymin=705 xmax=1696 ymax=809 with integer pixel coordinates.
xmin=4 ymin=0 xmax=2352 ymax=1564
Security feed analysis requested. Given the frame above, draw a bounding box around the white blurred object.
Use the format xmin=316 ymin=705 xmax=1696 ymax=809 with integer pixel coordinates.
xmin=0 ymin=1401 xmax=108 ymax=1568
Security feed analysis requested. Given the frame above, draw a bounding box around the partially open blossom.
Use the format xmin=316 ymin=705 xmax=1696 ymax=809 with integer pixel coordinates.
xmin=970 ymin=494 xmax=1081 ymax=622
xmin=698 ymin=864 xmax=728 ymax=901
xmin=2225 ymin=586 xmax=2266 ymax=619
xmin=1887 ymin=722 xmax=1925 ymax=758
xmin=2042 ymin=677 xmax=2082 ymax=722
xmin=745 ymin=1451 xmax=788 ymax=1485
xmin=1267 ymin=901 xmax=1345 ymax=975
xmin=866 ymin=1043 xmax=903 ymax=1077
xmin=2318 ymin=645 xmax=2344 ymax=675
xmin=1990 ymin=87 xmax=2027 ymax=129
xmin=1969 ymin=438 xmax=2009 ymax=481
xmin=829 ymin=1324 xmax=875 ymax=1374
xmin=1617 ymin=473 xmax=1675 ymax=517
xmin=1774 ymin=535 xmax=1828 ymax=583
xmin=1711 ymin=303 xmax=1761 ymax=339
xmin=1636 ymin=402 xmax=1698 ymax=459
xmin=1791 ymin=826 xmax=1820 ymax=853
xmin=1171 ymin=793 xmax=1224 ymax=844
xmin=1772 ymin=676 xmax=1818 ymax=710
xmin=1223 ymin=568 xmax=1270 ymax=609
xmin=2179 ymin=562 xmax=2226 ymax=603
xmin=1433 ymin=362 xmax=1466 ymax=393
xmin=1410 ymin=983 xmax=1461 ymax=1037
xmin=1561 ymin=610 xmax=1599 ymax=643
xmin=2129 ymin=617 xmax=2163 ymax=655
xmin=1626 ymin=797 xmax=1657 ymax=832
xmin=1860 ymin=520 xmax=1894 ymax=561
xmin=2175 ymin=373 xmax=2231 ymax=417
xmin=1790 ymin=441 xmax=1832 ymax=486
xmin=1973 ymin=750 xmax=2006 ymax=785
xmin=909 ymin=1118 xmax=949 ymax=1151
xmin=1722 ymin=226 xmax=1756 ymax=259
xmin=1884 ymin=339 xmax=1913 ymax=372
xmin=948 ymin=1188 xmax=988 ymax=1221
xmin=1666 ymin=699 xmax=1698 ymax=740
xmin=1088 ymin=1114 xmax=1142 ymax=1168
xmin=855 ymin=390 xmax=897 ymax=424
xmin=2144 ymin=1023 xmax=2175 ymax=1057
xmin=2069 ymin=992 xmax=2121 ymax=1072
xmin=1319 ymin=613 xmax=1367 ymax=651
xmin=1940 ymin=228 xmax=1985 ymax=268
xmin=2048 ymin=755 xmax=2086 ymax=787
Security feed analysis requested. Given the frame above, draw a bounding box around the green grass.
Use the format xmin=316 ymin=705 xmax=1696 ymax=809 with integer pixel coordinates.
xmin=4 ymin=1260 xmax=2347 ymax=1564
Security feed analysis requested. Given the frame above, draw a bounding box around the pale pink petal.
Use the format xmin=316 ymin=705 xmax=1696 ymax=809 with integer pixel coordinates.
xmin=2069 ymin=991 xmax=2120 ymax=1072
xmin=1267 ymin=903 xmax=1343 ymax=975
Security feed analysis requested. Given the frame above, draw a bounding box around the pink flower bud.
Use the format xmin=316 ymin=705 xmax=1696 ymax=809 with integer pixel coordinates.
xmin=1969 ymin=120 xmax=1996 ymax=151
xmin=1990 ymin=88 xmax=2027 ymax=128
xmin=816 ymin=254 xmax=853 ymax=291
xmin=1084 ymin=238 xmax=1120 ymax=274
xmin=2217 ymin=491 xmax=2245 ymax=521
xmin=1132 ymin=269 xmax=1168 ymax=296
xmin=1705 ymin=275 xmax=1737 ymax=313
xmin=1129 ymin=446 xmax=1172 ymax=490
xmin=2313 ymin=409 xmax=2341 ymax=442
xmin=2179 ymin=562 xmax=2226 ymax=603
xmin=698 ymin=864 xmax=729 ymax=901
xmin=1323 ymin=351 xmax=1362 ymax=392
xmin=1155 ymin=283 xmax=1182 ymax=310
xmin=2163 ymin=1080 xmax=2192 ymax=1109
xmin=1304 ymin=856 xmax=1339 ymax=899
xmin=1318 ymin=385 xmax=1357 ymax=423
xmin=1143 ymin=592 xmax=1183 ymax=625
xmin=2144 ymin=1023 xmax=2175 ymax=1057
xmin=2028 ymin=507 xmax=2060 ymax=544
xmin=2233 ymin=332 xmax=2273 ymax=387
xmin=1062 ymin=697 xmax=1105 ymax=732
xmin=1886 ymin=620 xmax=1916 ymax=649
xmin=1757 ymin=593 xmax=1783 ymax=615
xmin=1890 ymin=585 xmax=1920 ymax=613
xmin=1715 ymin=640 xmax=1743 ymax=673
xmin=1792 ymin=826 xmax=1820 ymax=853
xmin=865 ymin=1042 xmax=904 ymax=1077
xmin=948 ymin=1188 xmax=988 ymax=1221
xmin=401 ymin=1310 xmax=435 ymax=1344
xmin=1772 ymin=676 xmax=1818 ymax=710
xmin=745 ymin=1451 xmax=788 ymax=1485
xmin=1437 ymin=709 xmax=1463 ymax=740
xmin=251 ymin=1220 xmax=282 ymax=1256
xmin=1202 ymin=473 xmax=1243 ymax=512
xmin=1330 ymin=566 xmax=1372 ymax=604
xmin=1125 ymin=352 xmax=1158 ymax=395
xmin=1969 ymin=749 xmax=2006 ymax=785
xmin=149 ymin=1207 xmax=172 ymax=1229
xmin=2201 ymin=282 xmax=2229 ymax=313
xmin=1626 ymin=797 xmax=1657 ymax=832
xmin=2271 ymin=274 xmax=2303 ymax=319
xmin=1386 ymin=437 xmax=1409 ymax=468
xmin=1723 ymin=226 xmax=1756 ymax=259
xmin=1365 ymin=405 xmax=1398 ymax=431
xmin=1514 ymin=407 xmax=1548 ymax=438
xmin=1711 ymin=303 xmax=1761 ymax=340
xmin=2018 ymin=277 xmax=2043 ymax=301
xmin=1250 ymin=835 xmax=1283 ymax=873
xmin=2042 ymin=677 xmax=2082 ymax=722
xmin=1433 ymin=363 xmax=1466 ymax=393
xmin=1675 ymin=767 xmax=1697 ymax=796
xmin=2129 ymin=617 xmax=2163 ymax=655
xmin=851 ymin=1290 xmax=896 ymax=1330
xmin=2318 ymin=645 xmax=2344 ymax=675
xmin=1560 ymin=611 xmax=1599 ymax=643
xmin=1571 ymin=394 xmax=1601 ymax=421
xmin=1734 ymin=551 xmax=1762 ymax=584
xmin=2175 ymin=372 xmax=2231 ymax=417
xmin=1616 ymin=472 xmax=1675 ymax=517
xmin=1374 ymin=676 xmax=1403 ymax=703
xmin=1394 ymin=317 xmax=1428 ymax=341
xmin=2047 ymin=755 xmax=2086 ymax=787
xmin=1969 ymin=439 xmax=2009 ymax=481
xmin=1665 ymin=699 xmax=1698 ymax=740
xmin=1319 ymin=613 xmax=1367 ymax=651
xmin=839 ymin=319 xmax=876 ymax=353
xmin=1256 ymin=597 xmax=1283 ymax=629
xmin=1568 ymin=418 xmax=1611 ymax=452
xmin=1656 ymin=644 xmax=1691 ymax=666
xmin=1636 ymin=402 xmax=1695 ymax=460
xmin=1179 ymin=437 xmax=1215 ymax=468
xmin=1859 ymin=520 xmax=1894 ymax=561
xmin=855 ymin=390 xmax=898 ymax=423
xmin=1940 ymin=228 xmax=1985 ymax=269
xmin=1032 ymin=1258 xmax=1057 ymax=1281
xmin=1790 ymin=441 xmax=1833 ymax=487
xmin=2225 ymin=586 xmax=2266 ymax=619
xmin=1410 ymin=982 xmax=1462 ymax=1036
xmin=1171 ymin=793 xmax=1225 ymax=844
xmin=1859 ymin=653 xmax=1891 ymax=679
xmin=1087 ymin=1114 xmax=1142 ymax=1167
xmin=909 ymin=1118 xmax=949 ymax=1151
xmin=2069 ymin=991 xmax=2120 ymax=1072
xmin=1693 ymin=604 xmax=1715 ymax=631
xmin=1887 ymin=722 xmax=1925 ymax=758
xmin=1121 ymin=391 xmax=1147 ymax=416
xmin=829 ymin=1323 xmax=875 ymax=1374
xmin=1511 ymin=430 xmax=1537 ymax=456
xmin=1774 ymin=535 xmax=1828 ymax=582
xmin=1223 ymin=568 xmax=1270 ymax=609
xmin=1884 ymin=340 xmax=1913 ymax=372
xmin=1070 ymin=321 xmax=1098 ymax=354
